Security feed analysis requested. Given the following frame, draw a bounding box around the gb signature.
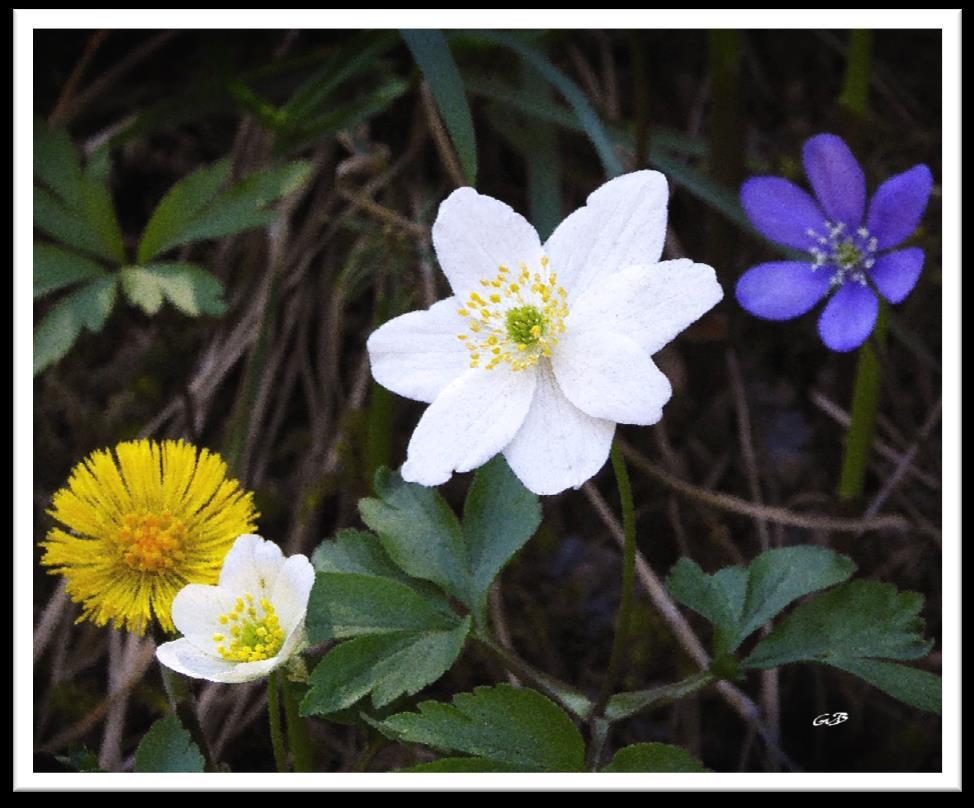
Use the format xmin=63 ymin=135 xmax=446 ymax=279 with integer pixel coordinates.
xmin=812 ymin=712 xmax=849 ymax=727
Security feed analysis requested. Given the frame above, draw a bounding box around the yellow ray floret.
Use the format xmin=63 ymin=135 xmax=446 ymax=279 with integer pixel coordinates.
xmin=40 ymin=439 xmax=258 ymax=635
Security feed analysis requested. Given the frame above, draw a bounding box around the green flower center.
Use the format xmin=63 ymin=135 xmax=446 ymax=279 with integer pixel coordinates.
xmin=505 ymin=305 xmax=547 ymax=345
xmin=834 ymin=240 xmax=864 ymax=270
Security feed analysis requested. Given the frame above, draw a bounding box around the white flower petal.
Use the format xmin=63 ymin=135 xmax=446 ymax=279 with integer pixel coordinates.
xmin=432 ymin=187 xmax=544 ymax=296
xmin=544 ymin=171 xmax=669 ymax=301
xmin=503 ymin=364 xmax=615 ymax=495
xmin=270 ymin=554 xmax=315 ymax=635
xmin=218 ymin=534 xmax=285 ymax=596
xmin=156 ymin=637 xmax=282 ymax=683
xmin=401 ymin=366 xmax=537 ymax=487
xmin=552 ymin=330 xmax=672 ymax=425
xmin=169 ymin=583 xmax=237 ymax=652
xmin=569 ymin=259 xmax=723 ymax=355
xmin=366 ymin=297 xmax=471 ymax=404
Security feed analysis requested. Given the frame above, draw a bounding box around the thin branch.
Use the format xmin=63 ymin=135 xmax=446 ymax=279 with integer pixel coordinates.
xmin=618 ymin=439 xmax=909 ymax=534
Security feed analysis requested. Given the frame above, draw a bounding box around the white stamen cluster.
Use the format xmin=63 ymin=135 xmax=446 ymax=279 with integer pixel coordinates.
xmin=806 ymin=220 xmax=879 ymax=288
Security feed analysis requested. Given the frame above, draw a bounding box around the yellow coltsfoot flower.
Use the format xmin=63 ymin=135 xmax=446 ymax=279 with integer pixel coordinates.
xmin=367 ymin=172 xmax=724 ymax=495
xmin=155 ymin=534 xmax=314 ymax=683
xmin=40 ymin=439 xmax=258 ymax=634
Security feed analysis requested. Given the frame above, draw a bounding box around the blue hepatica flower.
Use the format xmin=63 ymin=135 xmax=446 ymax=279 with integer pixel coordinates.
xmin=736 ymin=133 xmax=932 ymax=352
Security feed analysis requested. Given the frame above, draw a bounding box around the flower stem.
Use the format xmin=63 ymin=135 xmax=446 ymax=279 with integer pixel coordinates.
xmin=592 ymin=441 xmax=638 ymax=718
xmin=838 ymin=302 xmax=888 ymax=501
xmin=267 ymin=670 xmax=288 ymax=773
xmin=839 ymin=30 xmax=873 ymax=118
xmin=280 ymin=674 xmax=314 ymax=772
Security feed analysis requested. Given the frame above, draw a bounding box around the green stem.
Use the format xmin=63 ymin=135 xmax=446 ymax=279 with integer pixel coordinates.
xmin=603 ymin=669 xmax=718 ymax=723
xmin=838 ymin=303 xmax=888 ymax=501
xmin=839 ymin=30 xmax=873 ymax=118
xmin=280 ymin=675 xmax=314 ymax=772
xmin=267 ymin=670 xmax=288 ymax=773
xmin=593 ymin=441 xmax=638 ymax=717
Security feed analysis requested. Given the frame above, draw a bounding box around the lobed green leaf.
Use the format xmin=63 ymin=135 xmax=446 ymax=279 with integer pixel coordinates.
xmin=602 ymin=742 xmax=709 ymax=773
xmin=380 ymin=684 xmax=585 ymax=772
xmin=305 ymin=571 xmax=458 ymax=643
xmin=33 ymin=242 xmax=107 ymax=298
xmin=134 ymin=715 xmax=204 ymax=773
xmin=463 ymin=455 xmax=541 ymax=620
xmin=301 ymin=618 xmax=470 ymax=716
xmin=120 ymin=262 xmax=227 ymax=317
xmin=359 ymin=468 xmax=471 ymax=606
xmin=744 ymin=579 xmax=933 ymax=668
xmin=667 ymin=545 xmax=856 ymax=655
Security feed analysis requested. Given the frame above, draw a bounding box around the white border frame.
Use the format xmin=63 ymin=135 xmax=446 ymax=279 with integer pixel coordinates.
xmin=14 ymin=8 xmax=961 ymax=791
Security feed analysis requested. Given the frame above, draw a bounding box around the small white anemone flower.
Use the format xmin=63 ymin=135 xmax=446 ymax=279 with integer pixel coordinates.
xmin=155 ymin=534 xmax=314 ymax=683
xmin=367 ymin=171 xmax=723 ymax=495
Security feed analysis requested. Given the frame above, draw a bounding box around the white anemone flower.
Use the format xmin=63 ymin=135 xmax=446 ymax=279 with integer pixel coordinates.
xmin=367 ymin=171 xmax=723 ymax=495
xmin=155 ymin=534 xmax=314 ymax=683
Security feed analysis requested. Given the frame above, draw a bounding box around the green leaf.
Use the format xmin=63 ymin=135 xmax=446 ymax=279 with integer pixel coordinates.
xmin=70 ymin=276 xmax=118 ymax=332
xmin=137 ymin=159 xmax=231 ymax=263
xmin=54 ymin=744 xmax=102 ymax=773
xmin=744 ymin=580 xmax=934 ymax=669
xmin=312 ymin=528 xmax=412 ymax=583
xmin=667 ymin=546 xmax=856 ymax=655
xmin=402 ymin=29 xmax=477 ymax=185
xmin=828 ymin=657 xmax=941 ymax=714
xmin=33 ymin=242 xmax=106 ymax=298
xmin=134 ymin=714 xmax=205 ymax=772
xmin=120 ymin=262 xmax=227 ymax=316
xmin=85 ymin=145 xmax=113 ymax=186
xmin=359 ymin=468 xmax=471 ymax=606
xmin=34 ymin=178 xmax=125 ymax=265
xmin=282 ymin=31 xmax=399 ymax=124
xmin=35 ymin=186 xmax=110 ymax=261
xmin=174 ymin=161 xmax=313 ymax=246
xmin=602 ymin=742 xmax=709 ymax=773
xmin=305 ymin=571 xmax=458 ymax=643
xmin=278 ymin=77 xmax=409 ymax=155
xmin=457 ymin=31 xmax=623 ymax=178
xmin=379 ymin=684 xmax=585 ymax=772
xmin=34 ymin=116 xmax=83 ymax=206
xmin=402 ymin=757 xmax=528 ymax=772
xmin=33 ymin=296 xmax=81 ymax=375
xmin=33 ymin=277 xmax=118 ymax=375
xmin=737 ymin=546 xmax=858 ymax=644
xmin=462 ymin=455 xmax=540 ymax=618
xmin=667 ymin=559 xmax=747 ymax=656
xmin=80 ymin=178 xmax=125 ymax=264
xmin=301 ymin=617 xmax=470 ymax=716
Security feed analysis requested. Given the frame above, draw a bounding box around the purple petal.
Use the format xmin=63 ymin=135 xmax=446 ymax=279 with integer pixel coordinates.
xmin=802 ymin=133 xmax=866 ymax=228
xmin=865 ymin=164 xmax=933 ymax=249
xmin=869 ymin=247 xmax=924 ymax=304
xmin=735 ymin=261 xmax=833 ymax=321
xmin=817 ymin=282 xmax=879 ymax=352
xmin=740 ymin=177 xmax=824 ymax=250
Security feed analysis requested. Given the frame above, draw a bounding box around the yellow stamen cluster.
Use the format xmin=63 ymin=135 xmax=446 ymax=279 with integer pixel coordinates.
xmin=117 ymin=510 xmax=186 ymax=573
xmin=456 ymin=257 xmax=569 ymax=372
xmin=214 ymin=593 xmax=285 ymax=663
